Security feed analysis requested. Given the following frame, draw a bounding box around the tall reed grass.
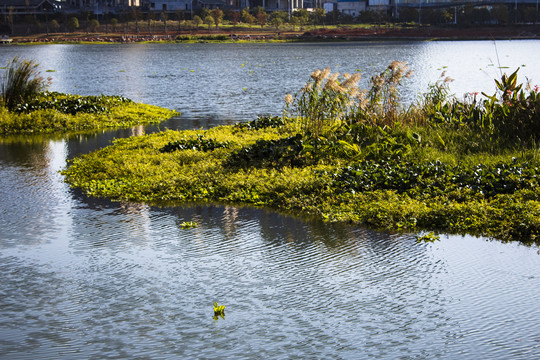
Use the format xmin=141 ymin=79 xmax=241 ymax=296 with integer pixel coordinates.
xmin=1 ymin=57 xmax=49 ymax=111
xmin=284 ymin=61 xmax=414 ymax=137
xmin=285 ymin=62 xmax=540 ymax=148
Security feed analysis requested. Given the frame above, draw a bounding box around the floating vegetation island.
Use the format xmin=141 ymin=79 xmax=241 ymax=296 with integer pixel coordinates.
xmin=0 ymin=91 xmax=176 ymax=134
xmin=61 ymin=63 xmax=540 ymax=244
xmin=0 ymin=58 xmax=176 ymax=135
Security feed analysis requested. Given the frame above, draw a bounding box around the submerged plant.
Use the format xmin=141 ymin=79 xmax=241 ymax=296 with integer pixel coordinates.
xmin=1 ymin=57 xmax=50 ymax=111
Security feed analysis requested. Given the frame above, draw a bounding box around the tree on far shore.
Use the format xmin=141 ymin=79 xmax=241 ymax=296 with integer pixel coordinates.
xmin=204 ymin=15 xmax=214 ymax=29
xmin=210 ymin=9 xmax=223 ymax=29
xmin=228 ymin=10 xmax=240 ymax=25
xmin=193 ymin=15 xmax=203 ymax=29
xmin=89 ymin=19 xmax=100 ymax=33
xmin=67 ymin=17 xmax=79 ymax=32
xmin=242 ymin=8 xmax=256 ymax=28
xmin=256 ymin=11 xmax=269 ymax=29
xmin=50 ymin=19 xmax=60 ymax=33
xmin=111 ymin=18 xmax=118 ymax=32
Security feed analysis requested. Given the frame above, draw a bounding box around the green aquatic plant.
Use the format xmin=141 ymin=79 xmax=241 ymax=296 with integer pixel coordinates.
xmin=180 ymin=221 xmax=198 ymax=229
xmin=415 ymin=232 xmax=440 ymax=243
xmin=160 ymin=134 xmax=231 ymax=153
xmin=15 ymin=92 xmax=132 ymax=115
xmin=481 ymin=68 xmax=540 ymax=146
xmin=234 ymin=115 xmax=286 ymax=131
xmin=213 ymin=302 xmax=225 ymax=320
xmin=0 ymin=93 xmax=176 ymax=134
xmin=226 ymin=134 xmax=305 ymax=168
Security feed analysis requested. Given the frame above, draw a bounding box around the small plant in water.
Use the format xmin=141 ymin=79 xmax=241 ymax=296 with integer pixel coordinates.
xmin=415 ymin=232 xmax=440 ymax=243
xmin=213 ymin=302 xmax=225 ymax=320
xmin=180 ymin=221 xmax=198 ymax=229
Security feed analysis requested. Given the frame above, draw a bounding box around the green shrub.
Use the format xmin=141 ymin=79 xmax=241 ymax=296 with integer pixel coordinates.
xmin=176 ymin=34 xmax=230 ymax=42
xmin=227 ymin=134 xmax=305 ymax=168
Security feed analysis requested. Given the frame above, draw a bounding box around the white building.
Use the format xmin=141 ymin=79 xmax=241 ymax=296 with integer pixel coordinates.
xmin=337 ymin=0 xmax=366 ymax=17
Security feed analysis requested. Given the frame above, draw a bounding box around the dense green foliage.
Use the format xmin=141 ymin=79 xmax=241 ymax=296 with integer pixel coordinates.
xmin=160 ymin=134 xmax=231 ymax=153
xmin=62 ymin=65 xmax=540 ymax=244
xmin=331 ymin=159 xmax=539 ymax=197
xmin=233 ymin=115 xmax=286 ymax=130
xmin=15 ymin=91 xmax=132 ymax=115
xmin=0 ymin=92 xmax=177 ymax=134
xmin=176 ymin=34 xmax=230 ymax=42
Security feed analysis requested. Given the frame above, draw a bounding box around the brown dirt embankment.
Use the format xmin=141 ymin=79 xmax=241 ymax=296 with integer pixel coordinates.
xmin=303 ymin=25 xmax=540 ymax=41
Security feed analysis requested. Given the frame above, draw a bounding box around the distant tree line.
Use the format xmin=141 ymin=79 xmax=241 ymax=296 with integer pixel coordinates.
xmin=1 ymin=4 xmax=538 ymax=36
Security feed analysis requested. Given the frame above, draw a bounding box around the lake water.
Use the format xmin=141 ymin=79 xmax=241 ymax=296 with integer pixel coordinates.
xmin=1 ymin=41 xmax=539 ymax=359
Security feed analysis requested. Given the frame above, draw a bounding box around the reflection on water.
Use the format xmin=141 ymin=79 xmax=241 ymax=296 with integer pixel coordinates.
xmin=1 ymin=42 xmax=540 ymax=359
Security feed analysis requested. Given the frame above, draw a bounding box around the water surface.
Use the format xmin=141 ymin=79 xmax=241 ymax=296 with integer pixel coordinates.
xmin=1 ymin=41 xmax=539 ymax=359
xmin=1 ymin=40 xmax=539 ymax=124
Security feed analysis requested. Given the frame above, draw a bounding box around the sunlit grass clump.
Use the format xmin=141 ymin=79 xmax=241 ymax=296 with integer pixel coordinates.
xmin=62 ymin=63 xmax=540 ymax=244
xmin=1 ymin=57 xmax=49 ymax=112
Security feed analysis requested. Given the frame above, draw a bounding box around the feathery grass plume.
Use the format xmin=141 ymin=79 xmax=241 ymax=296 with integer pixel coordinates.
xmin=414 ymin=71 xmax=455 ymax=126
xmin=284 ymin=62 xmax=420 ymax=136
xmin=284 ymin=93 xmax=293 ymax=104
xmin=1 ymin=57 xmax=49 ymax=111
xmin=285 ymin=68 xmax=363 ymax=138
xmin=341 ymin=73 xmax=361 ymax=90
xmin=363 ymin=61 xmax=413 ymax=126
